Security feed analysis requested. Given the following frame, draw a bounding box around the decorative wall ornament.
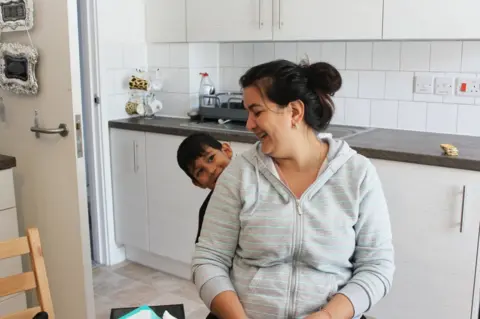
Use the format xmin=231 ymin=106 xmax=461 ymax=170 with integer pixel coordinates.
xmin=0 ymin=42 xmax=39 ymax=95
xmin=0 ymin=0 xmax=34 ymax=32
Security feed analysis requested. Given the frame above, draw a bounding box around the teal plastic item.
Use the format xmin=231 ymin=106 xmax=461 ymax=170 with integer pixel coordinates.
xmin=118 ymin=305 xmax=162 ymax=319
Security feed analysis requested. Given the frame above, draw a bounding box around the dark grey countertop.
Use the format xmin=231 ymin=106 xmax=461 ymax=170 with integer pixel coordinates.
xmin=109 ymin=117 xmax=480 ymax=172
xmin=0 ymin=154 xmax=16 ymax=170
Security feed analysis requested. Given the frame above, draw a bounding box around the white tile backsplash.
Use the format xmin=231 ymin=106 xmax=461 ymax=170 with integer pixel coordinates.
xmin=373 ymin=42 xmax=400 ymax=71
xmin=321 ymin=42 xmax=346 ymax=69
xmin=146 ymin=39 xmax=480 ymax=135
xmin=457 ymin=104 xmax=480 ymax=136
xmin=430 ymin=41 xmax=462 ymax=72
xmin=331 ymin=97 xmax=345 ymax=125
xmin=346 ymin=42 xmax=373 ymax=70
xmin=401 ymin=42 xmax=430 ymax=71
xmin=189 ymin=43 xmax=219 ymax=68
xmin=233 ymin=43 xmax=254 ymax=67
xmin=147 ymin=44 xmax=170 ymax=68
xmin=169 ymin=44 xmax=189 ymax=68
xmin=274 ymin=42 xmax=297 ymax=62
xmin=398 ymin=101 xmax=427 ymax=131
xmin=219 ymin=43 xmax=234 ymax=67
xmin=254 ymin=43 xmax=274 ymax=65
xmin=359 ymin=71 xmax=385 ymax=99
xmin=345 ymin=98 xmax=371 ymax=127
xmin=370 ymin=100 xmax=399 ymax=129
xmin=337 ymin=71 xmax=358 ymax=98
xmin=461 ymin=42 xmax=480 ymax=72
xmin=426 ymin=103 xmax=458 ymax=134
xmin=297 ymin=42 xmax=321 ymax=63
xmin=385 ymin=72 xmax=414 ymax=100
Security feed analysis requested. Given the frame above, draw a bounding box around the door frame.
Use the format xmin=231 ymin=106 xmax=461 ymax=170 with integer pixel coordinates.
xmin=77 ymin=0 xmax=108 ymax=265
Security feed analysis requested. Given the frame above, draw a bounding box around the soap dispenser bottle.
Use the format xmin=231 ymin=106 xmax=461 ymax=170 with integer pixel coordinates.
xmin=199 ymin=72 xmax=215 ymax=107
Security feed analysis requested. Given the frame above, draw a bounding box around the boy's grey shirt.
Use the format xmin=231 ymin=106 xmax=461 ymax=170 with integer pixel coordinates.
xmin=192 ymin=136 xmax=395 ymax=319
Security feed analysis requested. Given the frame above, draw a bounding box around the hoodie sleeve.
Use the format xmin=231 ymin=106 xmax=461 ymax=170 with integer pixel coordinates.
xmin=338 ymin=161 xmax=395 ymax=316
xmin=191 ymin=163 xmax=243 ymax=308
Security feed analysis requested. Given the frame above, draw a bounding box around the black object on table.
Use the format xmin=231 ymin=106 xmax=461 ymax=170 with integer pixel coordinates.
xmin=109 ymin=304 xmax=185 ymax=319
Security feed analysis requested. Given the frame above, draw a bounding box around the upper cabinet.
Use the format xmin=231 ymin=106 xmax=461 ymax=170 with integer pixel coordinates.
xmin=146 ymin=0 xmax=186 ymax=42
xmin=383 ymin=0 xmax=480 ymax=39
xmin=273 ymin=0 xmax=383 ymax=41
xmin=186 ymin=0 xmax=273 ymax=42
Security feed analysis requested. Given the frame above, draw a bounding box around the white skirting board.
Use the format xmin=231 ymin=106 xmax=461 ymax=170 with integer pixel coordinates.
xmin=125 ymin=246 xmax=192 ymax=280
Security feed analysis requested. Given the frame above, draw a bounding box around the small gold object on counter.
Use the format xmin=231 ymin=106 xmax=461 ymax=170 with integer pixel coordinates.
xmin=440 ymin=144 xmax=459 ymax=157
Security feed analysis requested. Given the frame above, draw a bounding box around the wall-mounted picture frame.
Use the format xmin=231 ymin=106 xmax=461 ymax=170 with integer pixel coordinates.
xmin=0 ymin=0 xmax=34 ymax=32
xmin=0 ymin=42 xmax=39 ymax=95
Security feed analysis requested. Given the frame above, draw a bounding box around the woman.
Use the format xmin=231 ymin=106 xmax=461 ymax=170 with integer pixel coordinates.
xmin=192 ymin=60 xmax=394 ymax=319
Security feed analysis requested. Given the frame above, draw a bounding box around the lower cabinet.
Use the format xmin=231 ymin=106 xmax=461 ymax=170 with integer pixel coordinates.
xmin=145 ymin=133 xmax=209 ymax=264
xmin=367 ymin=159 xmax=480 ymax=319
xmin=110 ymin=129 xmax=149 ymax=251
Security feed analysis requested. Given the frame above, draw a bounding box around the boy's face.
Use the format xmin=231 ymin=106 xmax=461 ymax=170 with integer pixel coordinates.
xmin=190 ymin=143 xmax=233 ymax=190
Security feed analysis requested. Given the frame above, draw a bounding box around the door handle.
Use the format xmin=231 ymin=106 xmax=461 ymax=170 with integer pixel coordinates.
xmin=31 ymin=124 xmax=69 ymax=138
xmin=30 ymin=109 xmax=69 ymax=138
xmin=460 ymin=185 xmax=466 ymax=233
xmin=133 ymin=141 xmax=139 ymax=173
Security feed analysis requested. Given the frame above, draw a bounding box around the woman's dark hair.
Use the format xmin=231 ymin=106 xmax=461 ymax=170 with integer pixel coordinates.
xmin=239 ymin=59 xmax=342 ymax=131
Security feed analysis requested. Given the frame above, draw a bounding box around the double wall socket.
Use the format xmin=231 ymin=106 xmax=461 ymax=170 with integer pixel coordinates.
xmin=456 ymin=78 xmax=480 ymax=96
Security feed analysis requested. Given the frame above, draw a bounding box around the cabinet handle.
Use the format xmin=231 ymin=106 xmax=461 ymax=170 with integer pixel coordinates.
xmin=460 ymin=185 xmax=466 ymax=233
xmin=133 ymin=141 xmax=139 ymax=173
xmin=278 ymin=0 xmax=282 ymax=29
xmin=258 ymin=0 xmax=263 ymax=29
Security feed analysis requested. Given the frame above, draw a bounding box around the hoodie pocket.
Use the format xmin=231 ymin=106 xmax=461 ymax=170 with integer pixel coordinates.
xmin=247 ymin=267 xmax=264 ymax=293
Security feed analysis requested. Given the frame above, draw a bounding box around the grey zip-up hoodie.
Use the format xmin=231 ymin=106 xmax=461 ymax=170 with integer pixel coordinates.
xmin=192 ymin=137 xmax=395 ymax=319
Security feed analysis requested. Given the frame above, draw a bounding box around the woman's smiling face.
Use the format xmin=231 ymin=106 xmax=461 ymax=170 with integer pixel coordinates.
xmin=243 ymin=86 xmax=296 ymax=157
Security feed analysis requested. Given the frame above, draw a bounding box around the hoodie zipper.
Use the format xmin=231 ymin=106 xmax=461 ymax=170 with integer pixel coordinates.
xmin=287 ymin=199 xmax=303 ymax=318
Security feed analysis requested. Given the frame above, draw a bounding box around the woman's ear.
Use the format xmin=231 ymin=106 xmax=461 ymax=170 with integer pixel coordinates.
xmin=289 ymin=99 xmax=305 ymax=128
xmin=221 ymin=142 xmax=233 ymax=159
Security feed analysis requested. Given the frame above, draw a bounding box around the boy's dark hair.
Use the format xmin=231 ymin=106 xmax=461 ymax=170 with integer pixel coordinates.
xmin=177 ymin=133 xmax=223 ymax=180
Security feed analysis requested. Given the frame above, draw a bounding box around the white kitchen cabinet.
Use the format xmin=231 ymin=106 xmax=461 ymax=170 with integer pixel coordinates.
xmin=145 ymin=133 xmax=209 ymax=264
xmin=273 ymin=0 xmax=383 ymax=41
xmin=110 ymin=129 xmax=149 ymax=251
xmin=367 ymin=159 xmax=480 ymax=319
xmin=145 ymin=0 xmax=186 ymax=42
xmin=186 ymin=0 xmax=273 ymax=42
xmin=383 ymin=0 xmax=480 ymax=39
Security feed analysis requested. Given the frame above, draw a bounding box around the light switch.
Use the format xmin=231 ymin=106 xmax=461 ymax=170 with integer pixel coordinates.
xmin=414 ymin=75 xmax=434 ymax=94
xmin=435 ymin=77 xmax=454 ymax=95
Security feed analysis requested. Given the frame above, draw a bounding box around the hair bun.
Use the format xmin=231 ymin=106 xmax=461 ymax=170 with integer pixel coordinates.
xmin=306 ymin=62 xmax=342 ymax=96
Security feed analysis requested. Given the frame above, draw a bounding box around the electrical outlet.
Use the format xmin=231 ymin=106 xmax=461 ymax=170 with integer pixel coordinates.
xmin=414 ymin=75 xmax=434 ymax=94
xmin=435 ymin=77 xmax=454 ymax=95
xmin=456 ymin=78 xmax=480 ymax=96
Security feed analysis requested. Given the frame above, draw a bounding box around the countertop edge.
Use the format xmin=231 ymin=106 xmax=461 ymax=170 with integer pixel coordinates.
xmin=0 ymin=155 xmax=16 ymax=171
xmin=108 ymin=120 xmax=480 ymax=172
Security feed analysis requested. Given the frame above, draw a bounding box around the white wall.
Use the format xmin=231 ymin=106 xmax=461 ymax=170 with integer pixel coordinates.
xmin=96 ymin=0 xmax=147 ymax=264
xmin=147 ymin=40 xmax=480 ymax=137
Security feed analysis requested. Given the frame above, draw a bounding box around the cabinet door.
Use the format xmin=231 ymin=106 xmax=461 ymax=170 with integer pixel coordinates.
xmin=110 ymin=129 xmax=149 ymax=251
xmin=367 ymin=159 xmax=480 ymax=319
xmin=146 ymin=133 xmax=209 ymax=264
xmin=273 ymin=0 xmax=383 ymax=41
xmin=146 ymin=0 xmax=186 ymax=42
xmin=384 ymin=0 xmax=480 ymax=39
xmin=186 ymin=0 xmax=273 ymax=42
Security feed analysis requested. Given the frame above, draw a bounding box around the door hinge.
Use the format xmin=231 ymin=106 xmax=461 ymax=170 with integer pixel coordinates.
xmin=94 ymin=94 xmax=101 ymax=105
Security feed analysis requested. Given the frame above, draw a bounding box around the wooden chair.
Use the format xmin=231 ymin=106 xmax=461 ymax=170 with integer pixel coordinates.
xmin=0 ymin=228 xmax=54 ymax=319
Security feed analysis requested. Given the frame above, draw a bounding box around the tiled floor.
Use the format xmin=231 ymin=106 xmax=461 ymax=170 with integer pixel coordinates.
xmin=93 ymin=261 xmax=209 ymax=319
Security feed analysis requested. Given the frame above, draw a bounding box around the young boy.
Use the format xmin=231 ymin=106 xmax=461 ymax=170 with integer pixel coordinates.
xmin=176 ymin=132 xmax=233 ymax=243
